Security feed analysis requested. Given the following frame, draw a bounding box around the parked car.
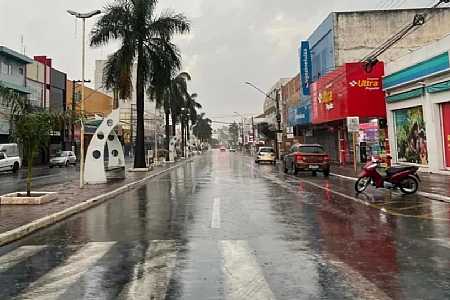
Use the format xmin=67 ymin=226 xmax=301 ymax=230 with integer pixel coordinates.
xmin=0 ymin=150 xmax=21 ymax=173
xmin=283 ymin=144 xmax=330 ymax=176
xmin=255 ymin=147 xmax=276 ymax=164
xmin=49 ymin=151 xmax=77 ymax=168
xmin=229 ymin=147 xmax=237 ymax=152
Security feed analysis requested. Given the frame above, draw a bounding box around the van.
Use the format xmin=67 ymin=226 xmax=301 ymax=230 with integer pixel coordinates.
xmin=0 ymin=143 xmax=19 ymax=157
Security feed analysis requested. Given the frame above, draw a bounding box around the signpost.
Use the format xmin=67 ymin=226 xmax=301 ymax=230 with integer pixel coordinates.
xmin=347 ymin=117 xmax=360 ymax=174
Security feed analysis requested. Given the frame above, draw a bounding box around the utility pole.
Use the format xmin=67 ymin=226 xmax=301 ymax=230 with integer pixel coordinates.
xmin=274 ymin=89 xmax=281 ymax=160
xmin=71 ymin=80 xmax=91 ymax=150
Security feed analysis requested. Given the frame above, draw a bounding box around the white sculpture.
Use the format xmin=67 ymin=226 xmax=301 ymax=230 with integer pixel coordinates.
xmin=84 ymin=109 xmax=125 ymax=184
xmin=169 ymin=136 xmax=179 ymax=162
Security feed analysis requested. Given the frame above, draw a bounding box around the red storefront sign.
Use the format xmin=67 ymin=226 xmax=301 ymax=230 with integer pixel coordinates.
xmin=442 ymin=102 xmax=450 ymax=168
xmin=311 ymin=62 xmax=386 ymax=124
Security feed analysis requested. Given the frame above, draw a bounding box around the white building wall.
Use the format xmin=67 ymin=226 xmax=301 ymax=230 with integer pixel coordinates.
xmin=385 ymin=35 xmax=450 ymax=174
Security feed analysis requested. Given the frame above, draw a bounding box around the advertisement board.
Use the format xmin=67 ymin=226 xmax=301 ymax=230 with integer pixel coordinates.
xmin=312 ymin=62 xmax=385 ymax=124
xmin=394 ymin=106 xmax=428 ymax=165
xmin=295 ymin=104 xmax=311 ymax=125
xmin=300 ymin=41 xmax=312 ymax=96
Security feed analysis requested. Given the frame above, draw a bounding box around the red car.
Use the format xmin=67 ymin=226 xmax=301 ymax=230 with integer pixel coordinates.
xmin=220 ymin=146 xmax=227 ymax=152
xmin=283 ymin=144 xmax=330 ymax=176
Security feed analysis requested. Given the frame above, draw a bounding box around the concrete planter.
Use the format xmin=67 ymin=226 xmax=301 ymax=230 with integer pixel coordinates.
xmin=128 ymin=167 xmax=153 ymax=172
xmin=0 ymin=192 xmax=57 ymax=205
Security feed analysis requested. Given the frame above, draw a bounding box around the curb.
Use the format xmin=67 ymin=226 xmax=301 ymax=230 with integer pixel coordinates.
xmin=0 ymin=159 xmax=194 ymax=247
xmin=331 ymin=172 xmax=450 ymax=204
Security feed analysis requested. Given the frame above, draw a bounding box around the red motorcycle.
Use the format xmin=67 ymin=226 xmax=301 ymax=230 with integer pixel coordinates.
xmin=355 ymin=157 xmax=420 ymax=195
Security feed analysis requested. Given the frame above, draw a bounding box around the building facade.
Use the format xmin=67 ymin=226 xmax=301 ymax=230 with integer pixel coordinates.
xmin=293 ymin=7 xmax=450 ymax=163
xmin=0 ymin=46 xmax=33 ymax=143
xmin=311 ymin=62 xmax=386 ymax=163
xmin=384 ymin=34 xmax=450 ymax=174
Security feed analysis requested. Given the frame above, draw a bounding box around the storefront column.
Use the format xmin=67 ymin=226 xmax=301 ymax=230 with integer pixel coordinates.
xmin=423 ymin=90 xmax=442 ymax=172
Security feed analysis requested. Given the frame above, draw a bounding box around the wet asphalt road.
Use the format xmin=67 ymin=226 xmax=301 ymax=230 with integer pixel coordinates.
xmin=0 ymin=164 xmax=79 ymax=195
xmin=1 ymin=151 xmax=450 ymax=299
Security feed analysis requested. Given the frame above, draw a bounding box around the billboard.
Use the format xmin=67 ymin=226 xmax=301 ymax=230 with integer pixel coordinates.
xmin=299 ymin=41 xmax=312 ymax=96
xmin=312 ymin=62 xmax=386 ymax=124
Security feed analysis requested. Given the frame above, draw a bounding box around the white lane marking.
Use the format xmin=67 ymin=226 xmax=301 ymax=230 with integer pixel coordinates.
xmin=324 ymin=254 xmax=392 ymax=300
xmin=0 ymin=246 xmax=47 ymax=271
xmin=428 ymin=238 xmax=450 ymax=249
xmin=119 ymin=240 xmax=177 ymax=300
xmin=330 ymin=172 xmax=357 ymax=182
xmin=221 ymin=240 xmax=275 ymax=300
xmin=19 ymin=242 xmax=115 ymax=300
xmin=211 ymin=198 xmax=221 ymax=229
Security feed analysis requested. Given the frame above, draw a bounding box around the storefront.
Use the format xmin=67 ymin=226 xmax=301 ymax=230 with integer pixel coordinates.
xmin=384 ymin=35 xmax=450 ymax=173
xmin=311 ymin=62 xmax=386 ymax=164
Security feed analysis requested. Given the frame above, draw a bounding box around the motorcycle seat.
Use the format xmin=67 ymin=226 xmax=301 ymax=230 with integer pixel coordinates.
xmin=386 ymin=166 xmax=414 ymax=176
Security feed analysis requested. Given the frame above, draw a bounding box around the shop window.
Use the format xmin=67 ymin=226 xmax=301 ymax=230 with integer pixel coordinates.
xmin=393 ymin=106 xmax=428 ymax=165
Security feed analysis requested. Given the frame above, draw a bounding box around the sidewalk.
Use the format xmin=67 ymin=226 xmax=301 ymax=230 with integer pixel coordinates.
xmin=331 ymin=163 xmax=450 ymax=199
xmin=0 ymin=159 xmax=192 ymax=246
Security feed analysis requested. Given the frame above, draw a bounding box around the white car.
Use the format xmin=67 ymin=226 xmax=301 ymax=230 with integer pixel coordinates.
xmin=49 ymin=151 xmax=77 ymax=168
xmin=0 ymin=151 xmax=21 ymax=173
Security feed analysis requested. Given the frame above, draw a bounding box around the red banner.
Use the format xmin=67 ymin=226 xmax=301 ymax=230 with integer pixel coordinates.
xmin=312 ymin=62 xmax=386 ymax=124
xmin=442 ymin=102 xmax=450 ymax=168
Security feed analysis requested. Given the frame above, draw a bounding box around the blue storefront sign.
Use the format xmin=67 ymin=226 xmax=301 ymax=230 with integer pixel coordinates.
xmin=295 ymin=104 xmax=311 ymax=125
xmin=288 ymin=107 xmax=296 ymax=127
xmin=300 ymin=41 xmax=313 ymax=96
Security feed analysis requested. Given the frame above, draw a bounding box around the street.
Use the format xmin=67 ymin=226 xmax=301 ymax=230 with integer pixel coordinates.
xmin=0 ymin=165 xmax=79 ymax=195
xmin=0 ymin=151 xmax=449 ymax=300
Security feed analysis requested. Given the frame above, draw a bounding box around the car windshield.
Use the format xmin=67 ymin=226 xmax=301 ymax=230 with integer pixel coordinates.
xmin=55 ymin=152 xmax=68 ymax=157
xmin=298 ymin=146 xmax=325 ymax=154
xmin=259 ymin=148 xmax=274 ymax=153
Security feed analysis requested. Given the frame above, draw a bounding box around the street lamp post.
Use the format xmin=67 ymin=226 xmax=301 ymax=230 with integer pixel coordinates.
xmin=244 ymin=82 xmax=281 ymax=160
xmin=67 ymin=9 xmax=101 ymax=188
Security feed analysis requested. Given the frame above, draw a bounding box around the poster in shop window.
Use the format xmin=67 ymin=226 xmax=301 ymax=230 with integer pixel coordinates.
xmin=394 ymin=106 xmax=428 ymax=165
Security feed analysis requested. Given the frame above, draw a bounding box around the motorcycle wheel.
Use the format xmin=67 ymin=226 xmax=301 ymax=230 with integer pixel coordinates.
xmin=355 ymin=177 xmax=371 ymax=193
xmin=399 ymin=176 xmax=419 ymax=195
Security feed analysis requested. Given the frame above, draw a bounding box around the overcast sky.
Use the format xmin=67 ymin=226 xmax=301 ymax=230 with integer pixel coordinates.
xmin=0 ymin=0 xmax=433 ymax=125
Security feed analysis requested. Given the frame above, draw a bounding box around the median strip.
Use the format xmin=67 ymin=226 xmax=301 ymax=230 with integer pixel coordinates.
xmin=0 ymin=159 xmax=194 ymax=247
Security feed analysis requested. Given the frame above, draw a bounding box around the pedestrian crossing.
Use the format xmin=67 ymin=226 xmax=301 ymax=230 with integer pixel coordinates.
xmin=0 ymin=239 xmax=415 ymax=300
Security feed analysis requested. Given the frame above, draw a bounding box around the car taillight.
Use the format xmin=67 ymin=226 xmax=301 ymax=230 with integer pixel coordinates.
xmin=324 ymin=155 xmax=330 ymax=162
xmin=295 ymin=155 xmax=304 ymax=162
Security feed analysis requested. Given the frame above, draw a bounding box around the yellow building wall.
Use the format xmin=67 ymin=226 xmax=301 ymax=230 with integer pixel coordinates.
xmin=66 ymin=80 xmax=112 ymax=117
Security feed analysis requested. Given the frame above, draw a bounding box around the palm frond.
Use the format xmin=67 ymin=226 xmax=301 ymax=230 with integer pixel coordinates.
xmin=90 ymin=1 xmax=134 ymax=47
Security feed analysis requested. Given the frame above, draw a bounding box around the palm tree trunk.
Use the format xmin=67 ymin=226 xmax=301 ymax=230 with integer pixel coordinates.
xmin=181 ymin=117 xmax=185 ymax=157
xmin=186 ymin=119 xmax=190 ymax=141
xmin=26 ymin=150 xmax=32 ymax=197
xmin=165 ymin=110 xmax=170 ymax=161
xmin=171 ymin=112 xmax=177 ymax=137
xmin=134 ymin=43 xmax=146 ymax=168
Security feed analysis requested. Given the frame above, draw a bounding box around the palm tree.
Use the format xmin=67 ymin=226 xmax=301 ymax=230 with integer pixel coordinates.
xmin=185 ymin=93 xmax=202 ymax=141
xmin=193 ymin=113 xmax=213 ymax=143
xmin=90 ymin=0 xmax=190 ymax=168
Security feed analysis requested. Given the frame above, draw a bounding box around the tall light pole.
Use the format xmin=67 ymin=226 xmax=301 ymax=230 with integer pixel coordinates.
xmin=244 ymin=82 xmax=281 ymax=160
xmin=67 ymin=9 xmax=101 ymax=188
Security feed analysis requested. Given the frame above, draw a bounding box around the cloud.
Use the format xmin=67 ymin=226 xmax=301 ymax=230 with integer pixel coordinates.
xmin=0 ymin=0 xmax=434 ymax=126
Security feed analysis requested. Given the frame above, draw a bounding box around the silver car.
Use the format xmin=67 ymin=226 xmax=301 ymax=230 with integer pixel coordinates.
xmin=49 ymin=151 xmax=77 ymax=168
